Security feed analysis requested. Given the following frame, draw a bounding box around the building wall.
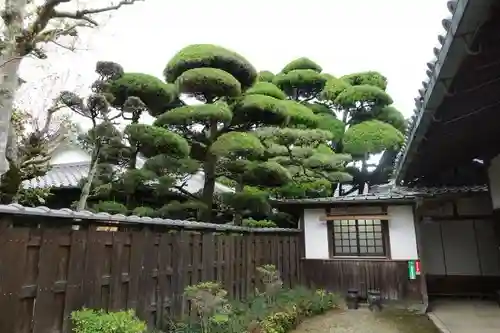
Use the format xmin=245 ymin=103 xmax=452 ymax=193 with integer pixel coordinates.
xmin=488 ymin=154 xmax=500 ymax=209
xmin=419 ymin=195 xmax=500 ymax=277
xmin=303 ymin=204 xmax=418 ymax=260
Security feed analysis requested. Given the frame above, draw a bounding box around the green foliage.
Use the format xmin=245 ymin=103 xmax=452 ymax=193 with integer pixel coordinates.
xmin=281 ymin=57 xmax=322 ymax=74
xmin=274 ymin=69 xmax=327 ymax=99
xmin=282 ymin=100 xmax=319 ymax=127
xmin=246 ymin=82 xmax=286 ymax=100
xmin=211 ymin=132 xmax=265 ymax=158
xmin=116 ymin=169 xmax=156 ymax=194
xmin=376 ymin=106 xmax=406 ymax=132
xmin=307 ymin=102 xmax=332 ymax=115
xmin=92 ymin=201 xmax=128 ymax=214
xmin=155 ymin=103 xmax=233 ymax=126
xmin=71 ymin=308 xmax=146 ymax=333
xmin=184 ymin=281 xmax=231 ymax=333
xmin=343 ymin=120 xmax=405 ymax=155
xmin=242 ymin=218 xmax=277 ymax=228
xmin=164 ymin=44 xmax=257 ymax=89
xmin=274 ymin=178 xmax=332 ymax=199
xmin=335 ymin=84 xmax=393 ymax=109
xmin=232 ymin=94 xmax=288 ymax=126
xmin=126 ymin=124 xmax=190 ymax=158
xmin=243 ymin=161 xmax=291 ymax=187
xmin=169 ymin=265 xmax=340 ymax=333
xmin=175 ymin=67 xmax=242 ymax=99
xmin=16 ymin=187 xmax=53 ymax=207
xmin=320 ymin=76 xmax=351 ymax=102
xmin=314 ymin=114 xmax=345 ymax=142
xmin=222 ymin=188 xmax=271 ymax=216
xmin=341 ymin=71 xmax=388 ymax=90
xmin=157 ymin=200 xmax=207 ymax=220
xmin=132 ymin=206 xmax=156 ymax=217
xmin=257 ymin=70 xmax=275 ymax=83
xmin=108 ymin=72 xmax=177 ymax=116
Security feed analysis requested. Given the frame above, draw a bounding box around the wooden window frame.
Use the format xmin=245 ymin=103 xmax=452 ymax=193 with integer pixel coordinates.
xmin=326 ymin=213 xmax=391 ymax=259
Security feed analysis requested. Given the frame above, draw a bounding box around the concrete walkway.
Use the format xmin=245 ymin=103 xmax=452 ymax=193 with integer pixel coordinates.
xmin=428 ymin=299 xmax=500 ymax=333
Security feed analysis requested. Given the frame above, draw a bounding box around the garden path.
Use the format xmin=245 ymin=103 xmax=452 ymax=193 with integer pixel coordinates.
xmin=292 ymin=306 xmax=440 ymax=333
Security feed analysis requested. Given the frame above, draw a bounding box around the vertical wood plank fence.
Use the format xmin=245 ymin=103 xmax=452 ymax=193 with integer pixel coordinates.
xmin=0 ymin=214 xmax=302 ymax=333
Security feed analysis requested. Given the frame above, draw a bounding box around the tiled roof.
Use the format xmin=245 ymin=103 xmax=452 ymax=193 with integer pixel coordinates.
xmin=273 ymin=184 xmax=488 ymax=205
xmin=22 ymin=161 xmax=234 ymax=194
xmin=22 ymin=162 xmax=89 ymax=189
xmin=273 ymin=193 xmax=415 ymax=205
xmin=0 ymin=203 xmax=298 ymax=233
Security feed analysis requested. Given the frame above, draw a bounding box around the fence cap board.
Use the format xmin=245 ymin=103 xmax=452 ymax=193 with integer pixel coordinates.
xmin=0 ymin=203 xmax=299 ymax=233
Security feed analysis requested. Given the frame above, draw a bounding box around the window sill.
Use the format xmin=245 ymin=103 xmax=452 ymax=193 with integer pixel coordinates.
xmin=329 ymin=256 xmax=391 ymax=261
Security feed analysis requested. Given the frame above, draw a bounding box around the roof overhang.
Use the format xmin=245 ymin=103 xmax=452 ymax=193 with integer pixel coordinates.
xmin=395 ymin=0 xmax=500 ymax=185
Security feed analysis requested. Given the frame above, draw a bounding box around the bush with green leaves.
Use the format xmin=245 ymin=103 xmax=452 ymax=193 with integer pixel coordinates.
xmin=71 ymin=309 xmax=146 ymax=333
xmin=242 ymin=218 xmax=277 ymax=228
xmin=166 ymin=265 xmax=340 ymax=333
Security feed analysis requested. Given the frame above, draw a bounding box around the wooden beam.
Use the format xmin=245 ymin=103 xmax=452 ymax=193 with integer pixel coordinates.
xmin=320 ymin=214 xmax=389 ymax=221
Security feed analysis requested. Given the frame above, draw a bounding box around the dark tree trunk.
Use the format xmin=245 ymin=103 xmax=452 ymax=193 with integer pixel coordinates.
xmin=200 ymin=153 xmax=216 ymax=222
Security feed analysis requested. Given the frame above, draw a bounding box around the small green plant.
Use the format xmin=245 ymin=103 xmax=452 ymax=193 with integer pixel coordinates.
xmin=71 ymin=308 xmax=146 ymax=333
xmin=256 ymin=264 xmax=283 ymax=304
xmin=183 ymin=282 xmax=231 ymax=333
xmin=242 ymin=219 xmax=277 ymax=228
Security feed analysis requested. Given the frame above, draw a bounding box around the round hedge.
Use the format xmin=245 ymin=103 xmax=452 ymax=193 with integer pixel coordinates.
xmin=281 ymin=57 xmax=322 ymax=74
xmin=232 ymin=94 xmax=288 ymax=126
xmin=320 ymin=77 xmax=350 ymax=102
xmin=164 ymin=44 xmax=257 ymax=89
xmin=257 ymin=70 xmax=275 ymax=83
xmin=246 ymin=82 xmax=286 ymax=100
xmin=273 ymin=69 xmax=327 ymax=96
xmin=341 ymin=71 xmax=388 ymax=90
xmin=243 ymin=161 xmax=291 ymax=187
xmin=335 ymin=84 xmax=393 ymax=108
xmin=342 ymin=120 xmax=404 ymax=155
xmin=125 ymin=123 xmax=190 ymax=158
xmin=281 ymin=100 xmax=319 ymax=128
xmin=175 ymin=67 xmax=242 ymax=98
xmin=211 ymin=132 xmax=265 ymax=157
xmin=154 ymin=103 xmax=232 ymax=127
xmin=376 ymin=106 xmax=406 ymax=132
xmin=108 ymin=72 xmax=177 ymax=114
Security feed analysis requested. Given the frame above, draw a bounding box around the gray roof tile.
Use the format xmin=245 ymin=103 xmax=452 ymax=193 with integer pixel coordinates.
xmin=0 ymin=203 xmax=298 ymax=233
xmin=22 ymin=162 xmax=88 ymax=189
xmin=274 ymin=184 xmax=488 ymax=205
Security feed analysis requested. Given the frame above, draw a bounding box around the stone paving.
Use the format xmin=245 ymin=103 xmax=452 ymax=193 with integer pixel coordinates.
xmin=428 ymin=299 xmax=500 ymax=333
xmin=292 ymin=305 xmax=439 ymax=333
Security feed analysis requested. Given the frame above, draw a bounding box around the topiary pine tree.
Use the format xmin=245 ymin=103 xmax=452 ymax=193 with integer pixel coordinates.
xmin=320 ymin=71 xmax=405 ymax=194
xmin=262 ymin=58 xmax=405 ymax=196
xmin=62 ymin=61 xmax=194 ymax=213
xmin=157 ymin=44 xmax=301 ymax=222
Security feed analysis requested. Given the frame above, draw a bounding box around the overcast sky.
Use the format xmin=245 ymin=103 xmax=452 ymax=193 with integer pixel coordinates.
xmin=18 ymin=0 xmax=451 ymax=127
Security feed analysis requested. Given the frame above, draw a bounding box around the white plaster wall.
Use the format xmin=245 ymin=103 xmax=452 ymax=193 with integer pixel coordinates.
xmin=488 ymin=154 xmax=500 ymax=209
xmin=303 ymin=208 xmax=329 ymax=259
xmin=387 ymin=205 xmax=418 ymax=260
xmin=302 ymin=205 xmax=418 ymax=260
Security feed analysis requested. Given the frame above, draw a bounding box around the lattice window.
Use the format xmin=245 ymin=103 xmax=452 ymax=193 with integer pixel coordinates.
xmin=331 ymin=219 xmax=387 ymax=256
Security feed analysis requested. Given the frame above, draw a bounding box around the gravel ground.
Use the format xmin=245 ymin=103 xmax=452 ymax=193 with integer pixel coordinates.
xmin=292 ymin=306 xmax=440 ymax=333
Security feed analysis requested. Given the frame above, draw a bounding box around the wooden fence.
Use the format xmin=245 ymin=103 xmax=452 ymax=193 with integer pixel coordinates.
xmin=302 ymin=259 xmax=421 ymax=301
xmin=0 ymin=215 xmax=302 ymax=333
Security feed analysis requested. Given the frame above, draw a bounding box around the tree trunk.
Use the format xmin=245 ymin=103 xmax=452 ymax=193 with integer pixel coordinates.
xmin=200 ymin=154 xmax=216 ymax=222
xmin=233 ymin=177 xmax=244 ymax=226
xmin=76 ymin=154 xmax=99 ymax=211
xmin=0 ymin=0 xmax=27 ymax=177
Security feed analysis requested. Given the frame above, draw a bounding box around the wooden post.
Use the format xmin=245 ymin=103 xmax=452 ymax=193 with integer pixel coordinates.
xmin=413 ymin=198 xmax=429 ymax=312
